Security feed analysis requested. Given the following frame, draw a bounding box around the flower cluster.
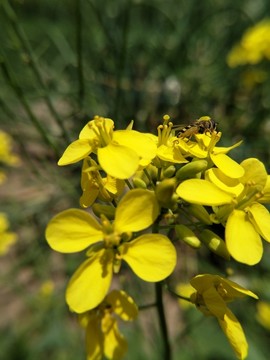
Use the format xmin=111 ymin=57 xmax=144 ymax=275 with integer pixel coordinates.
xmin=45 ymin=115 xmax=266 ymax=359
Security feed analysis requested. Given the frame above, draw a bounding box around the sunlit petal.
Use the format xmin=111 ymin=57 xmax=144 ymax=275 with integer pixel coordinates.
xmin=226 ymin=209 xmax=263 ymax=265
xmin=66 ymin=249 xmax=114 ymax=313
xmin=114 ymin=189 xmax=159 ymax=233
xmin=248 ymin=202 xmax=270 ymax=242
xmin=121 ymin=234 xmax=176 ymax=281
xmin=113 ymin=130 xmax=157 ymax=161
xmin=45 ymin=209 xmax=103 ymax=253
xmin=98 ymin=143 xmax=139 ymax=179
xmin=218 ymin=308 xmax=248 ymax=360
xmin=58 ymin=139 xmax=92 ymax=166
xmin=177 ymin=179 xmax=233 ymax=206
xmin=211 ymin=153 xmax=244 ymax=178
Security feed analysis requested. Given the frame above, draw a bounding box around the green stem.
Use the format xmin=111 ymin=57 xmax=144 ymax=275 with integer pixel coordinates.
xmin=2 ymin=0 xmax=71 ymax=144
xmin=75 ymin=0 xmax=85 ymax=110
xmin=0 ymin=58 xmax=60 ymax=157
xmin=114 ymin=1 xmax=131 ymax=121
xmin=155 ymin=282 xmax=172 ymax=360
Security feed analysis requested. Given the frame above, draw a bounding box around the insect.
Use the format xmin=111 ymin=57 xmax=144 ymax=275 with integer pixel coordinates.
xmin=176 ymin=116 xmax=218 ymax=139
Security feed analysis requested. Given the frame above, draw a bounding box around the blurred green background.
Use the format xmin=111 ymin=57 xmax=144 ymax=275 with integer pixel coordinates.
xmin=1 ymin=0 xmax=270 ymax=359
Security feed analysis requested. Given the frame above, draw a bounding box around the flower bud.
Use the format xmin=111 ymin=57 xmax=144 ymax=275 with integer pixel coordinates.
xmin=163 ymin=165 xmax=176 ymax=178
xmin=199 ymin=229 xmax=230 ymax=260
xmin=92 ymin=204 xmax=116 ymax=220
xmin=155 ymin=178 xmax=176 ymax=209
xmin=176 ymin=160 xmax=208 ymax=180
xmin=175 ymin=224 xmax=201 ymax=249
xmin=187 ymin=204 xmax=213 ymax=225
xmin=132 ymin=177 xmax=147 ymax=189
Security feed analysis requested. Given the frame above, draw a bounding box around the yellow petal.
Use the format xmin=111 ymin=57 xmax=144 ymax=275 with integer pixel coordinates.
xmin=114 ymin=189 xmax=159 ymax=233
xmin=205 ymin=168 xmax=244 ymax=196
xmin=203 ymin=287 xmax=227 ymax=319
xmin=66 ymin=249 xmax=114 ymax=313
xmin=45 ymin=209 xmax=103 ymax=253
xmin=211 ymin=153 xmax=245 ymax=178
xmin=58 ymin=139 xmax=92 ymax=166
xmin=113 ymin=130 xmax=157 ymax=162
xmin=176 ymin=179 xmax=233 ymax=206
xmin=102 ymin=315 xmax=128 ymax=360
xmin=240 ymin=158 xmax=267 ymax=190
xmin=248 ymin=202 xmax=270 ymax=242
xmin=157 ymin=145 xmax=187 ymax=163
xmin=85 ymin=316 xmax=103 ymax=360
xmin=106 ymin=290 xmax=138 ymax=321
xmin=218 ymin=308 xmax=248 ymax=360
xmin=220 ymin=277 xmax=258 ymax=300
xmin=225 ymin=209 xmax=263 ymax=265
xmin=260 ymin=175 xmax=270 ymax=203
xmin=121 ymin=234 xmax=176 ymax=281
xmin=80 ymin=186 xmax=99 ymax=208
xmin=98 ymin=143 xmax=139 ymax=179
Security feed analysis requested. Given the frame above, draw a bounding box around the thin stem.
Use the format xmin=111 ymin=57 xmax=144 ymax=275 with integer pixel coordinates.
xmin=75 ymin=0 xmax=85 ymax=110
xmin=0 ymin=58 xmax=60 ymax=157
xmin=155 ymin=282 xmax=172 ymax=360
xmin=2 ymin=0 xmax=71 ymax=144
xmin=114 ymin=2 xmax=131 ymax=121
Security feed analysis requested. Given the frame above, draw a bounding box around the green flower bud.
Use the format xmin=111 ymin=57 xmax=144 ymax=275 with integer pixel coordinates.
xmin=200 ymin=229 xmax=230 ymax=260
xmin=155 ymin=178 xmax=176 ymax=209
xmin=175 ymin=224 xmax=201 ymax=249
xmin=176 ymin=160 xmax=208 ymax=180
xmin=92 ymin=204 xmax=115 ymax=220
xmin=188 ymin=204 xmax=213 ymax=225
xmin=132 ymin=177 xmax=147 ymax=189
xmin=163 ymin=165 xmax=176 ymax=178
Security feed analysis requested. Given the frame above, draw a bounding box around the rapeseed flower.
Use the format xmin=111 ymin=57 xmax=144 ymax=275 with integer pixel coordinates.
xmin=227 ymin=19 xmax=270 ymax=67
xmin=79 ymin=290 xmax=138 ymax=360
xmin=46 ymin=189 xmax=176 ymax=313
xmin=58 ymin=116 xmax=157 ymax=179
xmin=190 ymin=274 xmax=258 ymax=359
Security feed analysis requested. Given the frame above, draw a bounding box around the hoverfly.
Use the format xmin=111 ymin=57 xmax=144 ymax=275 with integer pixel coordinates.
xmin=176 ymin=116 xmax=218 ymax=139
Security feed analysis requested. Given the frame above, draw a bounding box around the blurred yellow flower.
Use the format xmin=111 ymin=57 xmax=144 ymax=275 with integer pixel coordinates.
xmin=0 ymin=213 xmax=17 ymax=255
xmin=227 ymin=19 xmax=270 ymax=67
xmin=256 ymin=301 xmax=270 ymax=331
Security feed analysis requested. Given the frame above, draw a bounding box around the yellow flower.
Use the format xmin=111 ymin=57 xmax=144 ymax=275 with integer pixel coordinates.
xmin=80 ymin=157 xmax=125 ymax=208
xmin=217 ymin=158 xmax=270 ymax=265
xmin=58 ymin=116 xmax=157 ymax=179
xmin=45 ymin=189 xmax=177 ymax=313
xmin=190 ymin=274 xmax=258 ymax=360
xmin=79 ymin=290 xmax=138 ymax=360
xmin=177 ymin=157 xmax=270 ymax=265
xmin=0 ymin=213 xmax=17 ymax=255
xmin=256 ymin=301 xmax=270 ymax=330
xmin=227 ymin=19 xmax=270 ymax=67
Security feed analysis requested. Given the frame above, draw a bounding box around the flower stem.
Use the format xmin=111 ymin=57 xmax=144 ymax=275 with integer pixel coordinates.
xmin=155 ymin=282 xmax=172 ymax=360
